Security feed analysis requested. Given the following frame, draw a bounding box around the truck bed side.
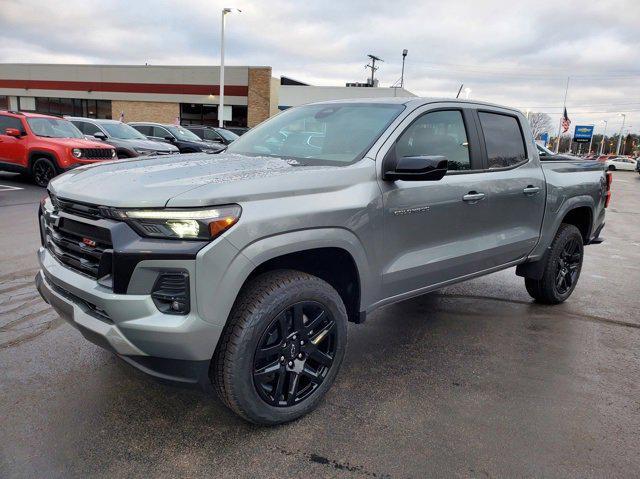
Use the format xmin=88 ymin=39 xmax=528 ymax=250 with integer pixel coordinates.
xmin=527 ymin=160 xmax=607 ymax=262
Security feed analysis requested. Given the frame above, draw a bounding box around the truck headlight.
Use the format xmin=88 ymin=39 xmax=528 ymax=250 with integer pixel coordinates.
xmin=72 ymin=148 xmax=82 ymax=158
xmin=115 ymin=205 xmax=241 ymax=240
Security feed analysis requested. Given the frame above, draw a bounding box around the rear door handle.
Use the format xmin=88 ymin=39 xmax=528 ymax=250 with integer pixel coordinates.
xmin=523 ymin=186 xmax=540 ymax=195
xmin=462 ymin=192 xmax=486 ymax=202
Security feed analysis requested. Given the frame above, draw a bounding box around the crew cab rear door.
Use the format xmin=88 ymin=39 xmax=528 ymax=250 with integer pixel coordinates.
xmin=474 ymin=109 xmax=546 ymax=262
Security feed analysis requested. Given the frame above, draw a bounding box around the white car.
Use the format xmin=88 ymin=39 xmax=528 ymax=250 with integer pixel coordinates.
xmin=605 ymin=157 xmax=637 ymax=171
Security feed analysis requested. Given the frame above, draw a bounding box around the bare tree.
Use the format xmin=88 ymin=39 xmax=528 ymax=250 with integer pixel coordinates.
xmin=528 ymin=112 xmax=552 ymax=139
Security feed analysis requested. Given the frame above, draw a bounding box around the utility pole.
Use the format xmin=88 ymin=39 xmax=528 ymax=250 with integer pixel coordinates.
xmin=400 ymin=49 xmax=408 ymax=88
xmin=365 ymin=54 xmax=383 ymax=86
xmin=555 ymin=76 xmax=570 ymax=153
xmin=615 ymin=113 xmax=626 ymax=155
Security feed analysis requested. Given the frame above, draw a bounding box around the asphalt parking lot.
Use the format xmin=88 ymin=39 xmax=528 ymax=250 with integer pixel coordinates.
xmin=1 ymin=170 xmax=639 ymax=478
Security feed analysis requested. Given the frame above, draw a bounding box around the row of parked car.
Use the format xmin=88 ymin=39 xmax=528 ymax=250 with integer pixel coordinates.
xmin=536 ymin=143 xmax=639 ymax=172
xmin=0 ymin=109 xmax=244 ymax=187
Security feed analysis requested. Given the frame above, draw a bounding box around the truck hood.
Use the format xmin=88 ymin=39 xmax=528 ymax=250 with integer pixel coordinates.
xmin=49 ymin=152 xmax=357 ymax=208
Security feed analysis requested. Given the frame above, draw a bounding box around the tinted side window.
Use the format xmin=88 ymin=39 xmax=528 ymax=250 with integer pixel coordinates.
xmin=478 ymin=112 xmax=527 ymax=169
xmin=132 ymin=125 xmax=152 ymax=136
xmin=153 ymin=126 xmax=171 ymax=138
xmin=203 ymin=130 xmax=222 ymax=141
xmin=83 ymin=122 xmax=102 ymax=135
xmin=0 ymin=115 xmax=24 ymax=133
xmin=71 ymin=121 xmax=86 ymax=133
xmin=395 ymin=110 xmax=471 ymax=171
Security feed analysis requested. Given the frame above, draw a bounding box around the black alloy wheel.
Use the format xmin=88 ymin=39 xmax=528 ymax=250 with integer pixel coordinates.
xmin=253 ymin=301 xmax=337 ymax=407
xmin=524 ymin=224 xmax=584 ymax=304
xmin=554 ymin=237 xmax=582 ymax=295
xmin=32 ymin=158 xmax=57 ymax=188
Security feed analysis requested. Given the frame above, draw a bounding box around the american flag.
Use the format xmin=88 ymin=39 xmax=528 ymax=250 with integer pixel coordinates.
xmin=561 ymin=107 xmax=571 ymax=133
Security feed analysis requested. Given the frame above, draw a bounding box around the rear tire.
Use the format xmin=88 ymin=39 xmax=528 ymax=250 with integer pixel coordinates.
xmin=525 ymin=224 xmax=584 ymax=304
xmin=212 ymin=269 xmax=348 ymax=425
xmin=31 ymin=158 xmax=58 ymax=188
xmin=608 ymin=165 xmax=616 ymax=171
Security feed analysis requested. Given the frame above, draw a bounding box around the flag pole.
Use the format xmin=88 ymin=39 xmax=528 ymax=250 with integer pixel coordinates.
xmin=555 ymin=76 xmax=570 ymax=154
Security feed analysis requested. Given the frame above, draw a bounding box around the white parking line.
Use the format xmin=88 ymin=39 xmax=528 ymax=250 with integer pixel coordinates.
xmin=0 ymin=184 xmax=24 ymax=192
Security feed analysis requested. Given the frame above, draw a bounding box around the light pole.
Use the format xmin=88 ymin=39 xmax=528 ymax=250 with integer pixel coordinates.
xmin=219 ymin=7 xmax=241 ymax=128
xmin=400 ymin=49 xmax=408 ymax=88
xmin=615 ymin=113 xmax=626 ymax=155
xmin=599 ymin=120 xmax=608 ymax=155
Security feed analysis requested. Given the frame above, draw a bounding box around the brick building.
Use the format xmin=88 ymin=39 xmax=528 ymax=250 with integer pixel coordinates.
xmin=0 ymin=64 xmax=279 ymax=128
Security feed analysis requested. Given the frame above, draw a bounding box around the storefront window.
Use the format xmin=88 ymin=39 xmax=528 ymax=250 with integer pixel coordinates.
xmin=31 ymin=97 xmax=112 ymax=119
xmin=0 ymin=96 xmax=8 ymax=110
xmin=180 ymin=103 xmax=247 ymax=127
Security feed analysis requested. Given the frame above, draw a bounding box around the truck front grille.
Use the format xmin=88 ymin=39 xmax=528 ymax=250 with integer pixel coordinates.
xmin=44 ymin=215 xmax=113 ymax=280
xmin=52 ymin=195 xmax=102 ymax=220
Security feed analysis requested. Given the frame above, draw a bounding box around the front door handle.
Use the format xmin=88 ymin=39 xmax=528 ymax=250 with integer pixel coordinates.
xmin=523 ymin=185 xmax=541 ymax=195
xmin=462 ymin=192 xmax=486 ymax=203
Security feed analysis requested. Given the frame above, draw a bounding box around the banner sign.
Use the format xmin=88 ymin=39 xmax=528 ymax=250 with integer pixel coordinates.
xmin=539 ymin=132 xmax=549 ymax=146
xmin=573 ymin=125 xmax=594 ymax=143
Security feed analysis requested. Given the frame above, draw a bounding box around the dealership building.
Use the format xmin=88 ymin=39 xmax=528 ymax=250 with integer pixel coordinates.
xmin=0 ymin=64 xmax=415 ymax=128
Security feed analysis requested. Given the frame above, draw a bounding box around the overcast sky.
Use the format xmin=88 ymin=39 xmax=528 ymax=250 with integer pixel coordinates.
xmin=1 ymin=0 xmax=639 ymax=136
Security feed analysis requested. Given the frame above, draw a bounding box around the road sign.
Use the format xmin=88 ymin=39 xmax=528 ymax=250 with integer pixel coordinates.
xmin=573 ymin=125 xmax=594 ymax=143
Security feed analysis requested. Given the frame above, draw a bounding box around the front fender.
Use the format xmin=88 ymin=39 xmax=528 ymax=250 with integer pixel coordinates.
xmin=195 ymin=228 xmax=375 ymax=332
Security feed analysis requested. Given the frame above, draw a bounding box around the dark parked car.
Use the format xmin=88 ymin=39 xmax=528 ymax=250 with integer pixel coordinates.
xmin=67 ymin=117 xmax=179 ymax=158
xmin=128 ymin=122 xmax=225 ymax=154
xmin=183 ymin=125 xmax=239 ymax=145
xmin=225 ymin=126 xmax=250 ymax=136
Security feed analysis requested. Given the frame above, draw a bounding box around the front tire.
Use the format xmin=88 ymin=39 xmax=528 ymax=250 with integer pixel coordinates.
xmin=608 ymin=165 xmax=616 ymax=171
xmin=31 ymin=158 xmax=58 ymax=188
xmin=212 ymin=270 xmax=348 ymax=425
xmin=525 ymin=224 xmax=584 ymax=304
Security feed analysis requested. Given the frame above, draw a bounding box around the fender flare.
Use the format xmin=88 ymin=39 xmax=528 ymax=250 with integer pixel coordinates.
xmin=236 ymin=228 xmax=373 ymax=306
xmin=517 ymin=196 xmax=594 ymax=280
xmin=28 ymin=150 xmax=61 ymax=170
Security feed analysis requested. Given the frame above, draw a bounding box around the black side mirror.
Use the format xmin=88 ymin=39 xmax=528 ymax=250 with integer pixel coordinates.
xmin=164 ymin=136 xmax=175 ymax=142
xmin=93 ymin=132 xmax=107 ymax=140
xmin=383 ymin=149 xmax=448 ymax=181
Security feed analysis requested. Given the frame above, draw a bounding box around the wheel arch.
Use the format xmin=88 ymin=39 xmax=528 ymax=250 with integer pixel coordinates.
xmin=28 ymin=150 xmax=60 ymax=170
xmin=236 ymin=229 xmax=372 ymax=324
xmin=517 ymin=202 xmax=593 ymax=280
xmin=245 ymin=247 xmax=363 ymax=324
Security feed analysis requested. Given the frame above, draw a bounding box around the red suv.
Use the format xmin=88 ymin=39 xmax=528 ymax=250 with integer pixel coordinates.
xmin=0 ymin=110 xmax=117 ymax=187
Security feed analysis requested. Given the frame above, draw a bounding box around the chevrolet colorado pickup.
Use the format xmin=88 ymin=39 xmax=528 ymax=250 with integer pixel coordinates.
xmin=35 ymin=98 xmax=609 ymax=425
xmin=0 ymin=110 xmax=116 ymax=187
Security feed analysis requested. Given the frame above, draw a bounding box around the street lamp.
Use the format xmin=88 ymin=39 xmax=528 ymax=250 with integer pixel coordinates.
xmin=219 ymin=7 xmax=241 ymax=128
xmin=400 ymin=49 xmax=408 ymax=88
xmin=599 ymin=120 xmax=608 ymax=155
xmin=615 ymin=113 xmax=626 ymax=155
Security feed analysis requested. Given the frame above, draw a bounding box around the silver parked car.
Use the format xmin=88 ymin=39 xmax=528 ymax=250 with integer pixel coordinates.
xmin=36 ymin=98 xmax=608 ymax=425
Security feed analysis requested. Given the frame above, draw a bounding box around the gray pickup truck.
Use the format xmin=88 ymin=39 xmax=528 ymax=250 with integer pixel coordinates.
xmin=36 ymin=98 xmax=610 ymax=424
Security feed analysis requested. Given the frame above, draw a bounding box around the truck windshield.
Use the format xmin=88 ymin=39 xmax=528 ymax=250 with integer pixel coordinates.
xmin=27 ymin=117 xmax=84 ymax=139
xmin=226 ymin=103 xmax=405 ymax=165
xmin=102 ymin=122 xmax=148 ymax=140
